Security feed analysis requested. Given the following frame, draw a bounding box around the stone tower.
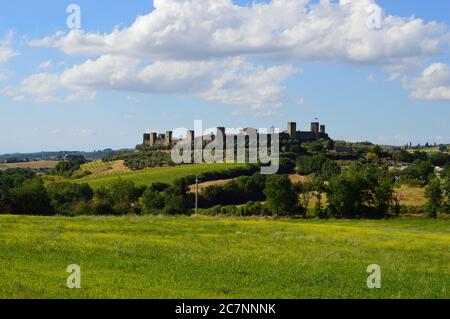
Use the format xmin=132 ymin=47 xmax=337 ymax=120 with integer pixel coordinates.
xmin=320 ymin=125 xmax=326 ymax=134
xmin=143 ymin=133 xmax=150 ymax=145
xmin=217 ymin=127 xmax=226 ymax=143
xmin=288 ymin=122 xmax=297 ymax=137
xmin=186 ymin=130 xmax=195 ymax=142
xmin=166 ymin=131 xmax=173 ymax=145
xmin=311 ymin=122 xmax=320 ymax=135
xmin=150 ymin=132 xmax=158 ymax=146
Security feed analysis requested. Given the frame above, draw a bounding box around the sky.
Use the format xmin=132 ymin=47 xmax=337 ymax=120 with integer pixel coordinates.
xmin=0 ymin=0 xmax=449 ymax=153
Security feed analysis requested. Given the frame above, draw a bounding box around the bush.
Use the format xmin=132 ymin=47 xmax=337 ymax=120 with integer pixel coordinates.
xmin=199 ymin=202 xmax=270 ymax=217
xmin=296 ymin=155 xmax=341 ymax=180
xmin=71 ymin=201 xmax=95 ymax=216
xmin=442 ymin=163 xmax=450 ymax=179
xmin=164 ymin=195 xmax=193 ymax=215
xmin=200 ymin=174 xmax=266 ymax=207
xmin=321 ymin=160 xmax=341 ymax=180
xmin=264 ymin=175 xmax=302 ymax=216
xmin=47 ymin=182 xmax=94 ymax=216
xmin=141 ymin=188 xmax=165 ymax=214
xmin=425 ymin=178 xmax=443 ymax=218
xmin=278 ymin=158 xmax=296 ymax=174
xmin=444 ymin=177 xmax=450 ymax=214
xmin=297 ymin=155 xmax=327 ymax=175
xmin=10 ymin=178 xmax=52 ymax=215
xmin=93 ymin=180 xmax=142 ymax=215
xmin=327 ymin=164 xmax=394 ymax=219
xmin=52 ymin=160 xmax=86 ymax=177
xmin=93 ymin=199 xmax=115 ymax=216
xmin=401 ymin=159 xmax=434 ymax=185
xmin=239 ymin=201 xmax=271 ymax=216
xmin=429 ymin=152 xmax=450 ymax=167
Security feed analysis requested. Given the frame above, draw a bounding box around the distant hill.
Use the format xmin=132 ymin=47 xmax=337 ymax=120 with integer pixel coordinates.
xmin=0 ymin=149 xmax=121 ymax=163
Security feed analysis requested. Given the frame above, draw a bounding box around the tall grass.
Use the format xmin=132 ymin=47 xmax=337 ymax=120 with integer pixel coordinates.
xmin=0 ymin=215 xmax=448 ymax=299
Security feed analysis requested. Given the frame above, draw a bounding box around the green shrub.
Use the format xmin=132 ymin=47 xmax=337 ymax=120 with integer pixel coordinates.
xmin=425 ymin=178 xmax=443 ymax=218
xmin=164 ymin=195 xmax=193 ymax=215
xmin=327 ymin=164 xmax=394 ymax=219
xmin=10 ymin=177 xmax=52 ymax=216
xmin=264 ymin=175 xmax=302 ymax=216
xmin=141 ymin=188 xmax=165 ymax=214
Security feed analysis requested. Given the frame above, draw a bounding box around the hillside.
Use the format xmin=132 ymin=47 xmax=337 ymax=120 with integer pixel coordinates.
xmin=75 ymin=162 xmax=251 ymax=189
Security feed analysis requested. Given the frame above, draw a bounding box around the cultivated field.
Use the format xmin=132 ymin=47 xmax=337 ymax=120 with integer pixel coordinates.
xmin=0 ymin=215 xmax=448 ymax=299
xmin=396 ymin=185 xmax=427 ymax=207
xmin=0 ymin=160 xmax=59 ymax=170
xmin=75 ymin=163 xmax=248 ymax=189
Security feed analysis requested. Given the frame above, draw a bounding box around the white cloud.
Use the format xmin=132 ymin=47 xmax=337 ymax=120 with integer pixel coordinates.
xmin=77 ymin=128 xmax=95 ymax=137
xmin=1 ymin=72 xmax=96 ymax=103
xmin=9 ymin=0 xmax=450 ymax=107
xmin=29 ymin=0 xmax=449 ymax=65
xmin=3 ymin=55 xmax=295 ymax=108
xmin=0 ymin=31 xmax=17 ymax=81
xmin=254 ymin=110 xmax=284 ymax=117
xmin=38 ymin=60 xmax=52 ymax=69
xmin=295 ymin=97 xmax=305 ymax=105
xmin=404 ymin=63 xmax=450 ymax=100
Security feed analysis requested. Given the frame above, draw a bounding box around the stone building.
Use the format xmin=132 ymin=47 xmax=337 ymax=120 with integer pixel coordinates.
xmin=281 ymin=121 xmax=329 ymax=142
xmin=143 ymin=131 xmax=173 ymax=146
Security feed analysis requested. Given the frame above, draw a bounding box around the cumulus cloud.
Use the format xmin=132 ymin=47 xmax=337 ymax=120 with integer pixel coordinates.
xmin=37 ymin=60 xmax=52 ymax=69
xmin=6 ymin=0 xmax=450 ymax=109
xmin=0 ymin=31 xmax=17 ymax=80
xmin=29 ymin=0 xmax=449 ymax=64
xmin=404 ymin=63 xmax=450 ymax=101
xmin=4 ymin=55 xmax=295 ymax=107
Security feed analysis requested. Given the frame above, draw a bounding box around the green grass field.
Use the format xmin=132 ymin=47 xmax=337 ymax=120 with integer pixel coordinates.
xmin=75 ymin=163 xmax=248 ymax=189
xmin=0 ymin=215 xmax=448 ymax=299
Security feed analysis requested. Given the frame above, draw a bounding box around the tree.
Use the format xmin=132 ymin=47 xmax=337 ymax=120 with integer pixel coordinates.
xmin=170 ymin=178 xmax=188 ymax=196
xmin=264 ymin=175 xmax=301 ymax=216
xmin=321 ymin=160 xmax=341 ymax=180
xmin=141 ymin=188 xmax=165 ymax=214
xmin=296 ymin=154 xmax=327 ymax=175
xmin=442 ymin=163 xmax=450 ymax=179
xmin=444 ymin=177 xmax=450 ymax=214
xmin=10 ymin=178 xmax=52 ymax=215
xmin=438 ymin=145 xmax=449 ymax=153
xmin=278 ymin=158 xmax=296 ymax=174
xmin=425 ymin=178 xmax=443 ymax=218
xmin=402 ymin=159 xmax=434 ymax=184
xmin=164 ymin=195 xmax=193 ymax=215
xmin=52 ymin=160 xmax=85 ymax=177
xmin=327 ymin=164 xmax=394 ymax=219
xmin=93 ymin=180 xmax=141 ymax=215
xmin=46 ymin=182 xmax=94 ymax=215
xmin=327 ymin=170 xmax=366 ymax=218
xmin=393 ymin=149 xmax=412 ymax=163
xmin=312 ymin=176 xmax=326 ymax=218
xmin=429 ymin=152 xmax=450 ymax=167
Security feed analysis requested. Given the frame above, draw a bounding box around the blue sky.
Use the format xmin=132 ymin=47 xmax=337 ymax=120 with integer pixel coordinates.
xmin=0 ymin=0 xmax=449 ymax=153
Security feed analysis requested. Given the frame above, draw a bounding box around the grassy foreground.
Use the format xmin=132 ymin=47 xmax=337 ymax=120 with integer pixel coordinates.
xmin=0 ymin=215 xmax=448 ymax=299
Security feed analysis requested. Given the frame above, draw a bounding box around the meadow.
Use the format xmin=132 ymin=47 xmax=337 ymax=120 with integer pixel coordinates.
xmin=0 ymin=160 xmax=59 ymax=170
xmin=0 ymin=215 xmax=448 ymax=299
xmin=75 ymin=163 xmax=248 ymax=189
